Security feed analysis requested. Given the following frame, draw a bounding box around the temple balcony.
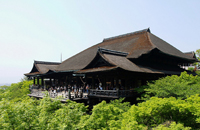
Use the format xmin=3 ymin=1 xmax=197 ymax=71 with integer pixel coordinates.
xmin=89 ymin=89 xmax=136 ymax=98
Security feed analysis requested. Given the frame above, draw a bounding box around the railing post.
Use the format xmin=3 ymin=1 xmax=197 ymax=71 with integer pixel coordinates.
xmin=117 ymin=90 xmax=119 ymax=97
xmin=80 ymin=90 xmax=83 ymax=98
xmin=68 ymin=89 xmax=71 ymax=100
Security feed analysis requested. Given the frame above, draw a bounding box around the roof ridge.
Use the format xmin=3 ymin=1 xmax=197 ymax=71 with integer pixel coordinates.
xmin=148 ymin=33 xmax=196 ymax=61
xmin=98 ymin=47 xmax=128 ymax=57
xmin=34 ymin=60 xmax=61 ymax=65
xmin=103 ymin=28 xmax=150 ymax=42
xmin=184 ymin=51 xmax=195 ymax=54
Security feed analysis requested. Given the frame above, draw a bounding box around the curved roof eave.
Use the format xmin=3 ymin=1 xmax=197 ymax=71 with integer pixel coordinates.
xmin=56 ymin=29 xmax=151 ymax=72
xmin=147 ymin=32 xmax=195 ymax=62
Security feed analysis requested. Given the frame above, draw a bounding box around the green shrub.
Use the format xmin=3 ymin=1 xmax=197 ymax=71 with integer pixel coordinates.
xmin=121 ymin=95 xmax=200 ymax=129
xmin=136 ymin=71 xmax=200 ymax=100
xmin=78 ymin=98 xmax=130 ymax=130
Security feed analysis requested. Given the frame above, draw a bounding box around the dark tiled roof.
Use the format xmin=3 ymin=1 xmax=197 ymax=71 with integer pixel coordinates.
xmin=76 ymin=66 xmax=118 ymax=74
xmin=98 ymin=47 xmax=128 ymax=56
xmin=24 ymin=61 xmax=60 ymax=76
xmin=57 ymin=28 xmax=195 ymax=72
xmin=76 ymin=51 xmax=185 ymax=74
xmin=148 ymin=33 xmax=196 ymax=61
xmin=24 ymin=72 xmax=40 ymax=76
xmin=57 ymin=29 xmax=151 ymax=71
xmin=184 ymin=51 xmax=197 ymax=59
xmin=103 ymin=28 xmax=150 ymax=42
xmin=34 ymin=60 xmax=60 ymax=65
xmin=36 ymin=64 xmax=58 ymax=73
xmin=102 ymin=53 xmax=144 ymax=73
xmin=26 ymin=29 xmax=197 ymax=76
xmin=34 ymin=60 xmax=60 ymax=73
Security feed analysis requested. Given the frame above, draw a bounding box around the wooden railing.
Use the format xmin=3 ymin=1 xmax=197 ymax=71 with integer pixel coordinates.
xmin=29 ymin=87 xmax=135 ymax=99
xmin=29 ymin=88 xmax=88 ymax=99
xmin=89 ymin=89 xmax=135 ymax=98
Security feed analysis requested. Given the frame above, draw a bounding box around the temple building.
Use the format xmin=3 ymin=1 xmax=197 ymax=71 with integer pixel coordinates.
xmin=25 ymin=28 xmax=198 ymax=92
xmin=180 ymin=51 xmax=199 ymax=70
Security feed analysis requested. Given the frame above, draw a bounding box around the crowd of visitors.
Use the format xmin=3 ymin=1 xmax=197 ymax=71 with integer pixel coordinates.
xmin=31 ymin=83 xmax=126 ymax=98
xmin=47 ymin=84 xmax=90 ymax=97
xmin=31 ymin=83 xmax=126 ymax=91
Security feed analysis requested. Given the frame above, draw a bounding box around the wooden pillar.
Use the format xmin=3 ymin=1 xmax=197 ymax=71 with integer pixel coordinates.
xmin=37 ymin=77 xmax=39 ymax=85
xmin=53 ymin=78 xmax=56 ymax=86
xmin=41 ymin=77 xmax=44 ymax=86
xmin=116 ymin=77 xmax=119 ymax=89
xmin=102 ymin=76 xmax=106 ymax=90
xmin=71 ymin=76 xmax=73 ymax=86
xmin=67 ymin=75 xmax=70 ymax=86
xmin=92 ymin=76 xmax=95 ymax=89
xmin=111 ymin=78 xmax=114 ymax=88
xmin=69 ymin=76 xmax=72 ymax=86
xmin=125 ymin=79 xmax=128 ymax=90
xmin=85 ymin=75 xmax=88 ymax=85
xmin=143 ymin=79 xmax=147 ymax=86
xmin=65 ymin=76 xmax=68 ymax=86
xmin=33 ymin=77 xmax=35 ymax=84
xmin=50 ymin=78 xmax=52 ymax=86
xmin=76 ymin=77 xmax=78 ymax=86
xmin=58 ymin=77 xmax=60 ymax=85
xmin=134 ymin=78 xmax=137 ymax=88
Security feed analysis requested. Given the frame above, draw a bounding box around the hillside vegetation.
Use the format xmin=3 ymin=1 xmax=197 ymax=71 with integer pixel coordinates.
xmin=0 ymin=72 xmax=200 ymax=129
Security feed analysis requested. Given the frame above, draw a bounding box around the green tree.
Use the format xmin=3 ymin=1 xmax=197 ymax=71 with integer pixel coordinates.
xmin=188 ymin=67 xmax=195 ymax=72
xmin=0 ymin=94 xmax=87 ymax=130
xmin=136 ymin=72 xmax=200 ymax=100
xmin=78 ymin=98 xmax=130 ymax=130
xmin=196 ymin=49 xmax=200 ymax=75
xmin=0 ymin=98 xmax=39 ymax=130
xmin=196 ymin=49 xmax=200 ymax=60
xmin=0 ymin=80 xmax=33 ymax=102
xmin=194 ymin=49 xmax=200 ymax=69
xmin=47 ymin=99 xmax=87 ymax=130
xmin=2 ymin=75 xmax=200 ymax=129
xmin=121 ymin=95 xmax=200 ymax=129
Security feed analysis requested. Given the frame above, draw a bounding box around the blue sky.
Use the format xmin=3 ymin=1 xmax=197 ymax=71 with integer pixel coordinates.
xmin=0 ymin=0 xmax=200 ymax=84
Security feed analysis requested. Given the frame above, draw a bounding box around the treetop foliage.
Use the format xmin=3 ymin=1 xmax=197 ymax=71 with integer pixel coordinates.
xmin=1 ymin=72 xmax=200 ymax=129
xmin=0 ymin=79 xmax=33 ymax=102
xmin=196 ymin=49 xmax=200 ymax=60
xmin=136 ymin=71 xmax=200 ymax=100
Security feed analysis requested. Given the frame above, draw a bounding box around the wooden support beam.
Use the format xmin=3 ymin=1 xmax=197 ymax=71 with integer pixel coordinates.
xmin=58 ymin=77 xmax=60 ymax=85
xmin=33 ymin=77 xmax=35 ymax=85
xmin=111 ymin=78 xmax=114 ymax=88
xmin=37 ymin=77 xmax=39 ymax=85
xmin=50 ymin=78 xmax=52 ymax=86
xmin=102 ymin=76 xmax=106 ymax=90
xmin=65 ymin=76 xmax=68 ymax=86
xmin=53 ymin=78 xmax=55 ymax=86
xmin=116 ymin=77 xmax=119 ymax=89
xmin=85 ymin=75 xmax=88 ymax=85
xmin=41 ymin=77 xmax=44 ymax=86
xmin=68 ymin=76 xmax=72 ymax=86
xmin=125 ymin=79 xmax=128 ymax=90
xmin=76 ymin=76 xmax=78 ymax=86
xmin=92 ymin=76 xmax=95 ymax=89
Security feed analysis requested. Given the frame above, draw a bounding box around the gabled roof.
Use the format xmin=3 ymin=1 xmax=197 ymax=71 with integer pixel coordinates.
xmin=76 ymin=48 xmax=185 ymax=75
xmin=184 ymin=51 xmax=197 ymax=59
xmin=57 ymin=28 xmax=196 ymax=72
xmin=24 ymin=60 xmax=60 ymax=76
xmin=148 ymin=33 xmax=196 ymax=61
xmin=77 ymin=48 xmax=144 ymax=73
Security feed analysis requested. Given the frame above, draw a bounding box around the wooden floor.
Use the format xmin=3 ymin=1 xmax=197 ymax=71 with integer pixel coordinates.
xmin=28 ymin=89 xmax=89 ymax=103
xmin=28 ymin=89 xmax=136 ymax=104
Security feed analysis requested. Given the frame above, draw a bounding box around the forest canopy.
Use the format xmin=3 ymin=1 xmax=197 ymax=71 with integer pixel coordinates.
xmin=0 ymin=72 xmax=200 ymax=129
